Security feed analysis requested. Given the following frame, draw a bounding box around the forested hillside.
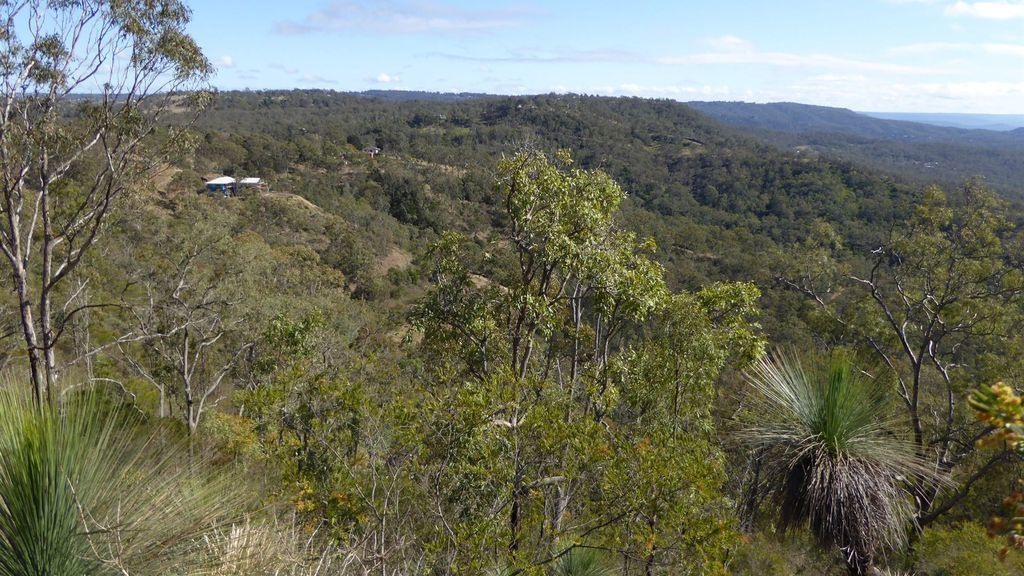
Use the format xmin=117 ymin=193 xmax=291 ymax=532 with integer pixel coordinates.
xmin=5 ymin=66 xmax=1024 ymax=574
xmin=193 ymin=91 xmax=916 ymax=291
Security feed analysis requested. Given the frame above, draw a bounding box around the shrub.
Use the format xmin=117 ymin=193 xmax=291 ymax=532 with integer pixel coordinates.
xmin=916 ymin=522 xmax=1024 ymax=576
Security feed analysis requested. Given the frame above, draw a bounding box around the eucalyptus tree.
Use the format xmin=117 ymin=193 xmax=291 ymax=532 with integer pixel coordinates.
xmin=780 ymin=181 xmax=1024 ymax=525
xmin=119 ymin=200 xmax=255 ymax=434
xmin=413 ymin=149 xmax=763 ymax=574
xmin=0 ymin=0 xmax=211 ymax=403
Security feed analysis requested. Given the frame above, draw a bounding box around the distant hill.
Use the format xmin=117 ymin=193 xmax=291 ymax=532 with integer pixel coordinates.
xmin=195 ymin=90 xmax=928 ymax=294
xmin=861 ymin=112 xmax=1024 ymax=132
xmin=686 ymin=100 xmax=1024 ymax=197
xmin=686 ymin=101 xmax=1020 ymax=143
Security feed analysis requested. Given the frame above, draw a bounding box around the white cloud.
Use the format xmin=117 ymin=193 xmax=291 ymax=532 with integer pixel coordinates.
xmin=434 ymin=42 xmax=935 ymax=75
xmin=886 ymin=41 xmax=966 ymax=55
xmin=269 ymin=63 xmax=299 ymax=74
xmin=946 ymin=1 xmax=1024 ymax=19
xmin=267 ymin=64 xmax=334 ymax=84
xmin=216 ymin=55 xmax=235 ymax=68
xmin=275 ymin=1 xmax=532 ymax=35
xmin=888 ymin=41 xmax=1024 ymax=57
xmin=592 ymin=83 xmax=732 ymax=98
xmin=813 ymin=74 xmax=871 ymax=82
xmin=600 ymin=72 xmax=1024 ymax=113
xmin=374 ymin=72 xmax=400 ymax=83
xmin=647 ymin=37 xmax=944 ymax=74
xmin=298 ymin=73 xmax=335 ymax=84
xmin=787 ymin=73 xmax=1024 ymax=112
xmin=707 ymin=34 xmax=753 ymax=53
xmin=919 ymin=80 xmax=1024 ymax=99
xmin=983 ymin=42 xmax=1024 ymax=56
xmin=430 ymin=48 xmax=640 ymax=64
xmin=657 ymin=50 xmax=939 ymax=75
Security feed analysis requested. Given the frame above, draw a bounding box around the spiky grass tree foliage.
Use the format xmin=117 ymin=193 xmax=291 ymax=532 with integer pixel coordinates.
xmin=550 ymin=548 xmax=616 ymax=576
xmin=0 ymin=384 xmax=244 ymax=576
xmin=739 ymin=353 xmax=940 ymax=576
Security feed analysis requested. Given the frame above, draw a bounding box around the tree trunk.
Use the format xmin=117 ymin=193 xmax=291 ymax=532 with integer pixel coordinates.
xmin=39 ymin=285 xmax=56 ymax=403
xmin=13 ymin=267 xmax=45 ymax=405
xmin=509 ymin=488 xmax=520 ymax=557
xmin=182 ymin=328 xmax=195 ymax=435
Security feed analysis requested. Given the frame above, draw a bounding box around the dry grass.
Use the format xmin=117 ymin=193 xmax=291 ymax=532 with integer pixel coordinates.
xmin=375 ymin=247 xmax=413 ymax=275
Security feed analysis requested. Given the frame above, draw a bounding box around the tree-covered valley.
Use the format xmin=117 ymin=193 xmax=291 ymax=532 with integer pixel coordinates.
xmin=4 ymin=2 xmax=1024 ymax=574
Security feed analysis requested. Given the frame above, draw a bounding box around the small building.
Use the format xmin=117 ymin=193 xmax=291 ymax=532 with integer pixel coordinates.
xmin=363 ymin=146 xmax=381 ymax=158
xmin=238 ymin=177 xmax=268 ymax=193
xmin=205 ymin=176 xmax=236 ymax=196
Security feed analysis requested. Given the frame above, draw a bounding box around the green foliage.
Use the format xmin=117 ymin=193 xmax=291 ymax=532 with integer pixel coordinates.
xmin=688 ymin=101 xmax=1024 ymax=199
xmin=117 ymin=198 xmax=258 ymax=430
xmin=549 ymin=548 xmax=616 ymax=576
xmin=967 ymin=383 xmax=1024 ymax=553
xmin=412 ymin=150 xmax=764 ymax=574
xmin=239 ymin=311 xmax=366 ymax=535
xmin=10 ymin=82 xmax=1022 ymax=573
xmin=916 ymin=522 xmax=1024 ymax=576
xmin=729 ymin=531 xmax=837 ymax=576
xmin=0 ymin=0 xmax=212 ymax=401
xmin=970 ymin=383 xmax=1024 ymax=455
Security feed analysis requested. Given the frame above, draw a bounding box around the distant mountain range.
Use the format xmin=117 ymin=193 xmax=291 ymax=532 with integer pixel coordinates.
xmin=202 ymin=89 xmax=1024 ymax=199
xmin=686 ymin=101 xmax=1024 ymax=143
xmin=686 ymin=100 xmax=1024 ymax=197
xmin=861 ymin=112 xmax=1024 ymax=132
xmin=346 ymin=94 xmax=1024 ymax=198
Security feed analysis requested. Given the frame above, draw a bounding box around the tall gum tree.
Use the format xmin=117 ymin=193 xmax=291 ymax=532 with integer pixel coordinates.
xmin=412 ymin=149 xmax=764 ymax=574
xmin=0 ymin=0 xmax=211 ymax=403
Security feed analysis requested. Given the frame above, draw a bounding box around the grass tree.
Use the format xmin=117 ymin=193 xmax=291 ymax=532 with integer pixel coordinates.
xmin=738 ymin=352 xmax=942 ymax=575
xmin=0 ymin=383 xmax=244 ymax=575
xmin=549 ymin=548 xmax=617 ymax=576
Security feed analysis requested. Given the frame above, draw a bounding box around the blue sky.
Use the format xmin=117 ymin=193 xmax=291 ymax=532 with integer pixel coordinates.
xmin=188 ymin=0 xmax=1024 ymax=113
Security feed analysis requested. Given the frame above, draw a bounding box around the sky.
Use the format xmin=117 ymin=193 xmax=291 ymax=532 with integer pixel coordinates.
xmin=188 ymin=0 xmax=1024 ymax=113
